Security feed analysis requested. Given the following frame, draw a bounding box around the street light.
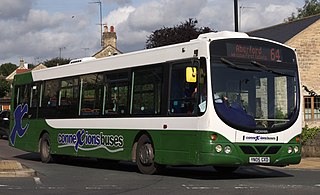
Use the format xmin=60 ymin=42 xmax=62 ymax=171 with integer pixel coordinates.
xmin=239 ymin=5 xmax=255 ymax=31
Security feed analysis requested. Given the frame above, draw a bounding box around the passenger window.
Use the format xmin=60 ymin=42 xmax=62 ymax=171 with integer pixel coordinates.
xmin=79 ymin=74 xmax=103 ymax=116
xmin=169 ymin=62 xmax=199 ymax=115
xmin=132 ymin=66 xmax=163 ymax=115
xmin=104 ymin=72 xmax=129 ymax=116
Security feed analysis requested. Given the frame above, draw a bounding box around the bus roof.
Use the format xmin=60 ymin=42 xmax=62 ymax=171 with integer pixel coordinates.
xmin=14 ymin=31 xmax=287 ymax=84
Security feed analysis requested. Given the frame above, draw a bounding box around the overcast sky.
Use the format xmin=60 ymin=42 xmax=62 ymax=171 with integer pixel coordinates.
xmin=0 ymin=0 xmax=304 ymax=66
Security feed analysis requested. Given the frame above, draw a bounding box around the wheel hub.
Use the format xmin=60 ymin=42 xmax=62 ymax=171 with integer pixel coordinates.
xmin=139 ymin=143 xmax=154 ymax=165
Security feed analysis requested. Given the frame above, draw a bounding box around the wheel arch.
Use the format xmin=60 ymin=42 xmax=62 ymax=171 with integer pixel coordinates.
xmin=131 ymin=130 xmax=153 ymax=162
xmin=38 ymin=129 xmax=50 ymax=152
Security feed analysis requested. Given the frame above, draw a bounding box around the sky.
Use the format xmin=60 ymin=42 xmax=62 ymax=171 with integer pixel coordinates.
xmin=0 ymin=0 xmax=304 ymax=66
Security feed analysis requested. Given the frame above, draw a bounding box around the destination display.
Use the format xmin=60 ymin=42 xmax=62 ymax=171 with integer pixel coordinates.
xmin=226 ymin=43 xmax=282 ymax=62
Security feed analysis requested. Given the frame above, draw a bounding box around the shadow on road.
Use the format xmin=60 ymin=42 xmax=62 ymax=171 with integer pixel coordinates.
xmin=15 ymin=152 xmax=293 ymax=180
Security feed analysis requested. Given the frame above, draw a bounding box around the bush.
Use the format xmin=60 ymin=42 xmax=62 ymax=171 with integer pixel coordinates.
xmin=301 ymin=125 xmax=320 ymax=144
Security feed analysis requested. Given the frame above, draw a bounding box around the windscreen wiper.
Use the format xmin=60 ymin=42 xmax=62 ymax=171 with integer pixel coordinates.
xmin=220 ymin=58 xmax=259 ymax=72
xmin=251 ymin=61 xmax=294 ymax=77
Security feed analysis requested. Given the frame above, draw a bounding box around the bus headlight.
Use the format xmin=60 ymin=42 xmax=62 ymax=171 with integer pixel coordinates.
xmin=288 ymin=146 xmax=293 ymax=154
xmin=215 ymin=145 xmax=223 ymax=153
xmin=224 ymin=145 xmax=232 ymax=154
xmin=294 ymin=146 xmax=299 ymax=153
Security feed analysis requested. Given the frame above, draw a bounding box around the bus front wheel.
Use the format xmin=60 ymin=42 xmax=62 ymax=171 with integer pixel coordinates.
xmin=40 ymin=133 xmax=53 ymax=163
xmin=136 ymin=134 xmax=157 ymax=174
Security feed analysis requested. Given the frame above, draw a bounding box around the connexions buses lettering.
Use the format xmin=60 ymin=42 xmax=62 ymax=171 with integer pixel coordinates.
xmin=243 ymin=135 xmax=278 ymax=141
xmin=57 ymin=130 xmax=124 ymax=152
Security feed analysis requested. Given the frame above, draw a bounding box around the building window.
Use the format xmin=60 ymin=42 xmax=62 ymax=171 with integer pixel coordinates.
xmin=304 ymin=96 xmax=320 ymax=120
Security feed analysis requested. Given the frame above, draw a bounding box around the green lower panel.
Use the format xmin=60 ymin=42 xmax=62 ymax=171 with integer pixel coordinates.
xmin=9 ymin=119 xmax=301 ymax=167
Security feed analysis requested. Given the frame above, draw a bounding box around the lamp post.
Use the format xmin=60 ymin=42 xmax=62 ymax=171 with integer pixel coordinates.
xmin=239 ymin=5 xmax=254 ymax=31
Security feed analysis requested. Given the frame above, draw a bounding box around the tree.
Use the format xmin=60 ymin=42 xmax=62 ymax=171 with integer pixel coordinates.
xmin=286 ymin=0 xmax=320 ymax=22
xmin=0 ymin=78 xmax=10 ymax=98
xmin=43 ymin=57 xmax=71 ymax=68
xmin=146 ymin=18 xmax=215 ymax=49
xmin=0 ymin=63 xmax=17 ymax=77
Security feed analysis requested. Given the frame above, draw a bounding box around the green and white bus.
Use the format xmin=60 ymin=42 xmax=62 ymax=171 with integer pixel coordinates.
xmin=9 ymin=31 xmax=302 ymax=174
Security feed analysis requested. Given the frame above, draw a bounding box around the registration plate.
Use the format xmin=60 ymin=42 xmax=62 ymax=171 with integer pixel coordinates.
xmin=249 ymin=157 xmax=270 ymax=163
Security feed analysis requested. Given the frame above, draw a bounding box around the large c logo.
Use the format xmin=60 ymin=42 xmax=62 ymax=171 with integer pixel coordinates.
xmin=10 ymin=104 xmax=30 ymax=146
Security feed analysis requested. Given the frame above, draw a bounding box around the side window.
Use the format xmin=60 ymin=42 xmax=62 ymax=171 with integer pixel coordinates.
xmin=198 ymin=58 xmax=207 ymax=114
xmin=39 ymin=80 xmax=59 ymax=118
xmin=17 ymin=85 xmax=30 ymax=105
xmin=79 ymin=74 xmax=103 ymax=116
xmin=104 ymin=72 xmax=129 ymax=116
xmin=30 ymin=84 xmax=40 ymax=108
xmin=42 ymin=80 xmax=59 ymax=108
xmin=29 ymin=83 xmax=41 ymax=118
xmin=169 ymin=62 xmax=199 ymax=115
xmin=132 ymin=66 xmax=163 ymax=115
xmin=58 ymin=78 xmax=79 ymax=118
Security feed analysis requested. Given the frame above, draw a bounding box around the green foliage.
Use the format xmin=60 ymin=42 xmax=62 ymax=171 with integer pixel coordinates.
xmin=43 ymin=57 xmax=71 ymax=68
xmin=285 ymin=0 xmax=320 ymax=22
xmin=275 ymin=107 xmax=287 ymax=119
xmin=0 ymin=63 xmax=17 ymax=76
xmin=0 ymin=78 xmax=10 ymax=98
xmin=146 ymin=18 xmax=214 ymax=49
xmin=301 ymin=125 xmax=320 ymax=144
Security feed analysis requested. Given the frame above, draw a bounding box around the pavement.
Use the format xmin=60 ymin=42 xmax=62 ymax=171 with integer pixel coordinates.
xmin=0 ymin=157 xmax=320 ymax=177
xmin=0 ymin=159 xmax=36 ymax=177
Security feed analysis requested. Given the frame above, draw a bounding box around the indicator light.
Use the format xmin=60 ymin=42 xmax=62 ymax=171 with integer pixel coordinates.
xmin=211 ymin=134 xmax=217 ymax=141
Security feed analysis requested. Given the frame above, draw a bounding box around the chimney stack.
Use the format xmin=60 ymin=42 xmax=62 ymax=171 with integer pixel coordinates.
xmin=102 ymin=25 xmax=117 ymax=48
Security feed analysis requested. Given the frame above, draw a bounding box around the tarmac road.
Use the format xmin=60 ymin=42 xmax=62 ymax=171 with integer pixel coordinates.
xmin=1 ymin=138 xmax=320 ymax=177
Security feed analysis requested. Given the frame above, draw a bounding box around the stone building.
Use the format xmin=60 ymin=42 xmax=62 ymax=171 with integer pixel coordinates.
xmin=93 ymin=25 xmax=122 ymax=58
xmin=248 ymin=14 xmax=320 ymax=127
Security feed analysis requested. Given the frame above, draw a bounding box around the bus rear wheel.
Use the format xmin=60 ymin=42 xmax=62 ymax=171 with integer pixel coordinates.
xmin=136 ymin=134 xmax=158 ymax=174
xmin=40 ymin=133 xmax=53 ymax=163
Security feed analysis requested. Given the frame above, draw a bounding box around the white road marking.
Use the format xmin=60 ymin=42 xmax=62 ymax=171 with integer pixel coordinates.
xmin=33 ymin=177 xmax=42 ymax=185
xmin=182 ymin=184 xmax=220 ymax=190
xmin=85 ymin=185 xmax=120 ymax=190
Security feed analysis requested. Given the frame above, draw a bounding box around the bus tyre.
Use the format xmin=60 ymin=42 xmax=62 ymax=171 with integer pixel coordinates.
xmin=136 ymin=134 xmax=157 ymax=174
xmin=40 ymin=133 xmax=53 ymax=163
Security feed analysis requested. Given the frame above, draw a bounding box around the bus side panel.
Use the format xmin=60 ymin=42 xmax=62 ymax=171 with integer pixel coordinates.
xmin=51 ymin=128 xmax=138 ymax=161
xmin=9 ymin=119 xmax=48 ymax=153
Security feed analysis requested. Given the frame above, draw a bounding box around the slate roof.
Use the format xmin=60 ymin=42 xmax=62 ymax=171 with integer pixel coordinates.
xmin=247 ymin=14 xmax=320 ymax=43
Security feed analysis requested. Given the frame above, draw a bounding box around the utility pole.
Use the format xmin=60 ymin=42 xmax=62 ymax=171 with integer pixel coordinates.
xmin=59 ymin=47 xmax=66 ymax=58
xmin=82 ymin=48 xmax=89 ymax=57
xmin=234 ymin=0 xmax=239 ymax=32
xmin=90 ymin=1 xmax=103 ymax=47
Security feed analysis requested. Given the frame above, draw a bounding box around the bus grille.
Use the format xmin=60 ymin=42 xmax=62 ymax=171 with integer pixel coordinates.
xmin=239 ymin=146 xmax=281 ymax=155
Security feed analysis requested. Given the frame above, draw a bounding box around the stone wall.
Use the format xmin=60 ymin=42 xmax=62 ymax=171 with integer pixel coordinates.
xmin=286 ymin=20 xmax=320 ymax=97
xmin=302 ymin=132 xmax=320 ymax=157
xmin=286 ymin=19 xmax=320 ymax=127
